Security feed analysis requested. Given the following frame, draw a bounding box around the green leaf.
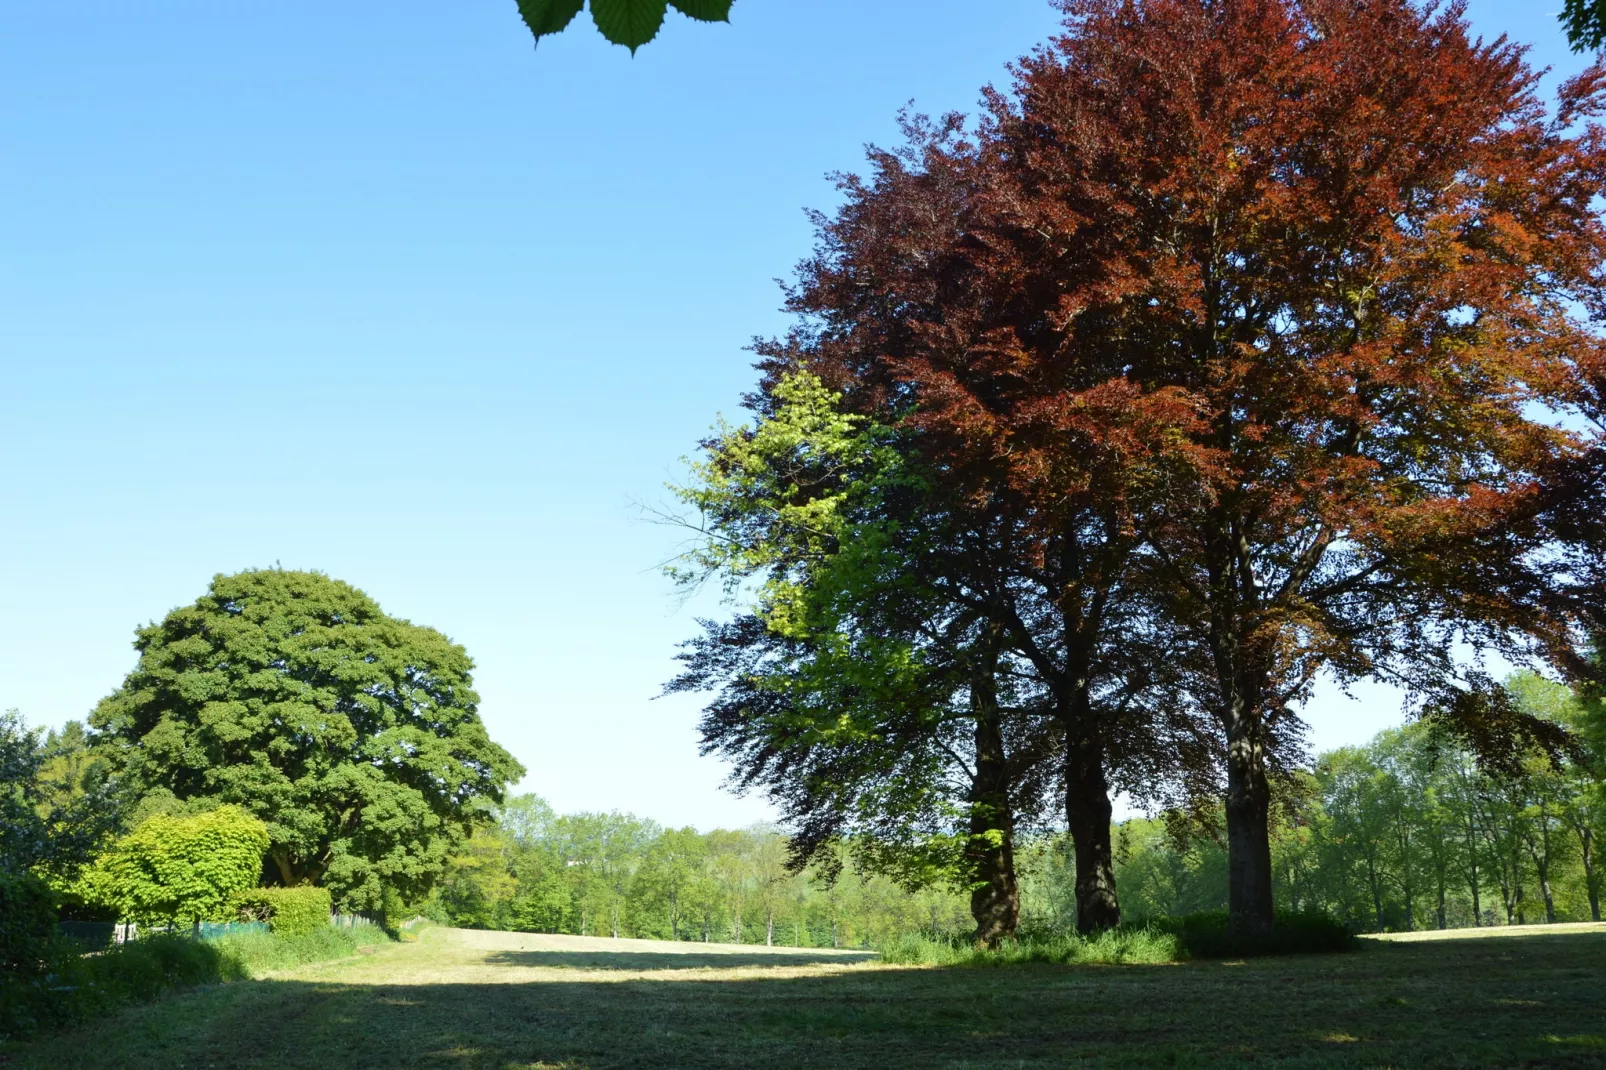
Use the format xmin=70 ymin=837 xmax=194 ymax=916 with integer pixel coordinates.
xmin=670 ymin=0 xmax=734 ymax=22
xmin=516 ymin=0 xmax=585 ymax=42
xmin=590 ymin=0 xmax=668 ymax=52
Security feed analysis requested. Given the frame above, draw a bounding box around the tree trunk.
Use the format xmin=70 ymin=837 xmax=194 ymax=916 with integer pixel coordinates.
xmin=967 ymin=655 xmax=1021 ymax=947
xmin=765 ymin=908 xmax=774 ymax=947
xmin=1064 ymin=738 xmax=1119 ymax=933
xmin=1225 ymin=713 xmax=1275 ymax=936
xmin=1366 ymin=853 xmax=1385 ymax=932
xmin=1582 ymin=828 xmax=1601 ymax=923
xmin=1436 ymin=866 xmax=1447 ymax=930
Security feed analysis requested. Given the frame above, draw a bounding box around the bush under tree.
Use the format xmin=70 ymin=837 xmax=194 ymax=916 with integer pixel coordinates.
xmin=78 ymin=806 xmax=269 ymax=927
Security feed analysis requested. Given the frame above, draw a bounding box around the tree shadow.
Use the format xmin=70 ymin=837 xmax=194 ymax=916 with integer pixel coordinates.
xmin=9 ymin=931 xmax=1604 ymax=1070
xmin=482 ymin=947 xmax=879 ymax=970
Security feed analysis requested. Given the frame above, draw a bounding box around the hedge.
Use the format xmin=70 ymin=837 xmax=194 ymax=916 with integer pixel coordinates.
xmin=232 ymin=887 xmax=332 ymax=936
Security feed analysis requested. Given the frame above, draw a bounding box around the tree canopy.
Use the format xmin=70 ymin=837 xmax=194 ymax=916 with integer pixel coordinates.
xmin=0 ymin=711 xmax=121 ymax=883
xmin=678 ymin=0 xmax=1606 ymax=937
xmin=89 ymin=569 xmax=524 ymax=912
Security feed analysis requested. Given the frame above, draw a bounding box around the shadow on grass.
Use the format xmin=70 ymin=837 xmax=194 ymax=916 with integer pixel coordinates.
xmin=8 ymin=931 xmax=1604 ymax=1070
xmin=481 ymin=948 xmax=879 ymax=970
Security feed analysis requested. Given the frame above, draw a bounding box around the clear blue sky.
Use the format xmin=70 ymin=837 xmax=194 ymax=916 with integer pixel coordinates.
xmin=0 ymin=1 xmax=1586 ymax=830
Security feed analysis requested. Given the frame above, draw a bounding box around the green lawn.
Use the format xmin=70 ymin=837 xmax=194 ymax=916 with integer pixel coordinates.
xmin=6 ymin=925 xmax=1604 ymax=1068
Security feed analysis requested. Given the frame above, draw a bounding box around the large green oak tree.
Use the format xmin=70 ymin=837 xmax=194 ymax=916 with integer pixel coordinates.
xmin=90 ymin=569 xmax=525 ymax=912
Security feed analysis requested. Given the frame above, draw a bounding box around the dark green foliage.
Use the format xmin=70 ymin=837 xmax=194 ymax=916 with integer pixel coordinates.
xmin=232 ymin=887 xmax=332 ymax=937
xmin=0 ymin=712 xmax=120 ymax=883
xmin=90 ymin=569 xmax=523 ymax=913
xmin=0 ymin=869 xmax=57 ymax=978
xmin=1563 ymin=0 xmax=1606 ymax=51
xmin=517 ymin=0 xmax=733 ymax=52
xmin=1152 ymin=911 xmax=1356 ymax=959
xmin=516 ymin=0 xmax=584 ymax=37
xmin=1 ymin=933 xmax=225 ymax=1039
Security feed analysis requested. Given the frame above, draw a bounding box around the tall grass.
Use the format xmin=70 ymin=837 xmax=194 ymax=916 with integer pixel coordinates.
xmin=879 ymin=926 xmax=1183 ymax=967
xmin=209 ymin=922 xmax=390 ymax=975
xmin=2 ymin=925 xmax=392 ymax=1040
xmin=878 ymin=911 xmax=1355 ymax=967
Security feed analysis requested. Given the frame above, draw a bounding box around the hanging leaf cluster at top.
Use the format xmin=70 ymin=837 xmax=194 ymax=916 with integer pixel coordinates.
xmin=517 ymin=0 xmax=734 ymax=53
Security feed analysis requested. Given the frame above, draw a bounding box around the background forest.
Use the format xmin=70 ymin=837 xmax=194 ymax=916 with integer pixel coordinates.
xmin=425 ymin=673 xmax=1604 ymax=944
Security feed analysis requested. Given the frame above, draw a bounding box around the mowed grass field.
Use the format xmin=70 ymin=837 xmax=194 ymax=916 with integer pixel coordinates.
xmin=6 ymin=924 xmax=1605 ymax=1069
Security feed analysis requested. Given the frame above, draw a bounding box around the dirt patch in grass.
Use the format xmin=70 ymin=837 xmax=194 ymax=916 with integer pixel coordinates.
xmin=6 ymin=925 xmax=1604 ymax=1068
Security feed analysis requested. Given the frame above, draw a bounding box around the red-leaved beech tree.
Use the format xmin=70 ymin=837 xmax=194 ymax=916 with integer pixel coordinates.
xmin=984 ymin=0 xmax=1606 ymax=933
xmin=770 ymin=0 xmax=1606 ymax=934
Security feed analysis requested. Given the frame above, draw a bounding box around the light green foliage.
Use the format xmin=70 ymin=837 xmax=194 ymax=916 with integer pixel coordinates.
xmin=80 ymin=806 xmax=268 ymax=926
xmin=672 ymin=369 xmax=913 ymax=619
xmin=232 ymin=886 xmax=332 ymax=936
xmin=631 ymin=827 xmax=710 ymax=941
xmin=1101 ymin=681 xmax=1606 ymax=931
xmin=517 ymin=0 xmax=732 ymax=52
xmin=423 ymin=795 xmax=972 ymax=947
xmin=90 ymin=569 xmax=524 ymax=913
xmin=668 ymin=370 xmax=986 ymax=894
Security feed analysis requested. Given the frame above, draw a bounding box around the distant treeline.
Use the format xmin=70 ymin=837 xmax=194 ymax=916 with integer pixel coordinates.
xmin=422 ymin=799 xmax=970 ymax=948
xmin=431 ymin=675 xmax=1602 ymax=942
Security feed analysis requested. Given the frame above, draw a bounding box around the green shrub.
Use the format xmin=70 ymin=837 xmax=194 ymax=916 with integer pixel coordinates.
xmin=232 ymin=886 xmax=332 ymax=936
xmin=78 ymin=806 xmax=270 ymax=926
xmin=0 ymin=868 xmax=57 ymax=977
xmin=1151 ymin=910 xmax=1356 ymax=958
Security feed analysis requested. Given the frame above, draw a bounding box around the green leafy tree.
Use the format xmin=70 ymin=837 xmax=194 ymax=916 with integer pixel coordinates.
xmin=631 ymin=826 xmax=707 ymax=940
xmin=517 ymin=0 xmax=733 ymax=52
xmin=81 ymin=805 xmax=269 ymax=926
xmin=0 ymin=711 xmax=122 ymax=883
xmin=89 ymin=569 xmax=525 ymax=912
xmin=1564 ymin=0 xmax=1606 ymax=51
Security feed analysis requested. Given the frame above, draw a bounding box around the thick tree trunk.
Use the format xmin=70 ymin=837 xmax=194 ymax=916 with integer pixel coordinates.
xmin=968 ymin=721 xmax=1020 ymax=947
xmin=967 ymin=648 xmax=1021 ymax=947
xmin=1225 ymin=715 xmax=1275 ymax=936
xmin=1064 ymin=738 xmax=1119 ymax=933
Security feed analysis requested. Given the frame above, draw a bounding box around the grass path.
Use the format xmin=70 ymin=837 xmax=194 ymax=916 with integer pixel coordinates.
xmin=6 ymin=925 xmax=1605 ymax=1068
